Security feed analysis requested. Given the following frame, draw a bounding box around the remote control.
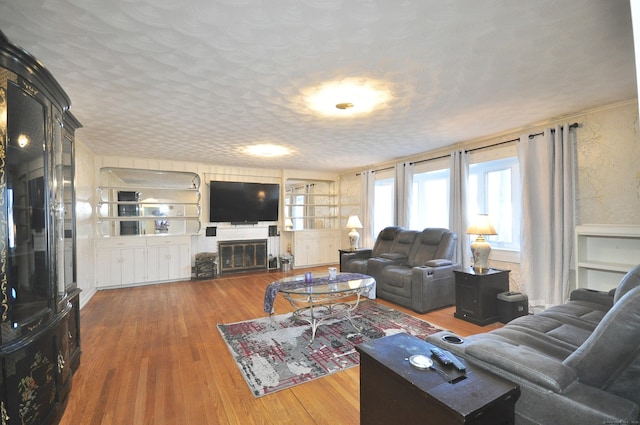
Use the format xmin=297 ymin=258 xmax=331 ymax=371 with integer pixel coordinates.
xmin=441 ymin=349 xmax=466 ymax=372
xmin=430 ymin=347 xmax=452 ymax=366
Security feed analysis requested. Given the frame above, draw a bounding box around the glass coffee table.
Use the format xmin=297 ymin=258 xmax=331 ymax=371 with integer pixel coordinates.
xmin=266 ymin=273 xmax=376 ymax=343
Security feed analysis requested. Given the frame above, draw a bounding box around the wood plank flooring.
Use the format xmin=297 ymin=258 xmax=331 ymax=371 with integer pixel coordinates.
xmin=60 ymin=265 xmax=502 ymax=425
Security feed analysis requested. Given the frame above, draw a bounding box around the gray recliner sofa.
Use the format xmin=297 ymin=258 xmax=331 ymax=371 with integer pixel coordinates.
xmin=341 ymin=227 xmax=458 ymax=313
xmin=427 ymin=264 xmax=640 ymax=425
xmin=340 ymin=226 xmax=403 ymax=274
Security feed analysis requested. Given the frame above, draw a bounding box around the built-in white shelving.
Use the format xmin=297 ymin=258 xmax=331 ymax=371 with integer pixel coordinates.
xmin=575 ymin=224 xmax=640 ymax=291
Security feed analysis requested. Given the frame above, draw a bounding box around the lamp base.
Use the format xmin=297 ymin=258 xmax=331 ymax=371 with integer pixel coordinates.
xmin=348 ymin=228 xmax=360 ymax=251
xmin=470 ymin=235 xmax=492 ymax=272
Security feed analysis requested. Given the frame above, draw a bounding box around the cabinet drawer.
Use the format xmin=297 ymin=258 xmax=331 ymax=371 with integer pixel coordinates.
xmin=96 ymin=237 xmax=146 ymax=249
xmin=146 ymin=235 xmax=190 ymax=246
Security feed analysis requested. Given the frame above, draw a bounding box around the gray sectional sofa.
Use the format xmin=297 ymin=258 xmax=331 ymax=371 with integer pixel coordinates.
xmin=427 ymin=264 xmax=640 ymax=425
xmin=341 ymin=226 xmax=458 ymax=313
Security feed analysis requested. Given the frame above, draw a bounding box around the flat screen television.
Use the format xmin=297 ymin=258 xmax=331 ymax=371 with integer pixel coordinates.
xmin=209 ymin=181 xmax=280 ymax=223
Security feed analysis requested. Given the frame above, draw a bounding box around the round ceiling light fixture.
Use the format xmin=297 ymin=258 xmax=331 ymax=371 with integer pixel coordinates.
xmin=304 ymin=78 xmax=391 ymax=117
xmin=335 ymin=102 xmax=354 ymax=110
xmin=242 ymin=144 xmax=291 ymax=158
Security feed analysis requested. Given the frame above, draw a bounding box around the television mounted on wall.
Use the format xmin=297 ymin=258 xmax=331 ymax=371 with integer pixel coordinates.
xmin=209 ymin=181 xmax=280 ymax=224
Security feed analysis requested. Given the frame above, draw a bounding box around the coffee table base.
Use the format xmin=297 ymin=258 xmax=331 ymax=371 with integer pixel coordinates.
xmin=285 ymin=292 xmax=366 ymax=343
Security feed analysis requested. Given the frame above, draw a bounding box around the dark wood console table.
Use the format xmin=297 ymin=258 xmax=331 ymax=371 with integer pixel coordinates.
xmin=356 ymin=333 xmax=519 ymax=425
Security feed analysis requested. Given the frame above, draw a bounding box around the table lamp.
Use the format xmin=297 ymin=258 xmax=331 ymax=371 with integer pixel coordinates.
xmin=466 ymin=214 xmax=497 ymax=272
xmin=346 ymin=215 xmax=363 ymax=250
xmin=284 ymin=218 xmax=293 ymax=230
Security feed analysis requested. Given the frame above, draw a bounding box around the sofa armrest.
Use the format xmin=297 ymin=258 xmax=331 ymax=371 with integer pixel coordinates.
xmin=341 ymin=249 xmax=373 ymax=262
xmin=409 ymin=264 xmax=456 ymax=313
xmin=569 ymin=288 xmax=614 ymax=308
xmin=425 ymin=259 xmax=452 ymax=267
xmin=465 ymin=338 xmax=577 ymax=393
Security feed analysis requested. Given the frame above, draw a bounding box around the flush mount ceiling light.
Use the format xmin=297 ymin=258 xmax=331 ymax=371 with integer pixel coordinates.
xmin=242 ymin=144 xmax=291 ymax=158
xmin=304 ymin=78 xmax=391 ymax=117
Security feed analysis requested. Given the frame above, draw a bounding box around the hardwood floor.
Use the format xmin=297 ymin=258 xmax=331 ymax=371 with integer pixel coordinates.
xmin=60 ymin=266 xmax=502 ymax=425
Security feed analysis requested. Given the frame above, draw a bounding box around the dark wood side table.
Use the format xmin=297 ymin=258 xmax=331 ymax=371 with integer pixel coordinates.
xmin=356 ymin=333 xmax=519 ymax=425
xmin=454 ymin=268 xmax=510 ymax=326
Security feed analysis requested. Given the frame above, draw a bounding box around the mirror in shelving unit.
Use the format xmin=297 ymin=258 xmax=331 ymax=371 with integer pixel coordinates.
xmin=284 ymin=179 xmax=338 ymax=230
xmin=97 ymin=168 xmax=201 ymax=237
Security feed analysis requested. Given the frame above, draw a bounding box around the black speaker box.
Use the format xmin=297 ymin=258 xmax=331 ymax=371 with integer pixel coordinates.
xmin=268 ymin=225 xmax=278 ymax=236
xmin=206 ymin=226 xmax=217 ymax=237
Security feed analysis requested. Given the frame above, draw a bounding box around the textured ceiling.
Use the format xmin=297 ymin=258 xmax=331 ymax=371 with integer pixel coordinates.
xmin=0 ymin=1 xmax=636 ymax=173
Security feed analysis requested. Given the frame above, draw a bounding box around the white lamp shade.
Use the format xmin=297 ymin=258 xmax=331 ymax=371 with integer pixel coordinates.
xmin=346 ymin=215 xmax=363 ymax=229
xmin=466 ymin=214 xmax=497 ymax=236
xmin=284 ymin=218 xmax=293 ymax=229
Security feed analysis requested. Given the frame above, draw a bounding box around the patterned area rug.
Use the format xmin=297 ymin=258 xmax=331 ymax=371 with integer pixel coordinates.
xmin=217 ymin=301 xmax=443 ymax=397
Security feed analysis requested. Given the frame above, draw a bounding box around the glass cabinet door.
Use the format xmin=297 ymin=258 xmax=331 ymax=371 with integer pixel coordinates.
xmin=4 ymin=81 xmax=51 ymax=334
xmin=62 ymin=119 xmax=76 ymax=292
xmin=51 ymin=107 xmax=66 ymax=298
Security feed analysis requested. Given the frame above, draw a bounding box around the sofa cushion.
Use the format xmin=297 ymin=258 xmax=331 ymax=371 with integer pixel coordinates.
xmin=345 ymin=258 xmax=368 ymax=274
xmin=378 ymin=266 xmax=413 ymax=298
xmin=464 ymin=335 xmax=578 ymax=392
xmin=379 ymin=252 xmax=409 ymax=261
xmin=372 ymin=226 xmax=403 ymax=257
xmin=537 ymin=302 xmax=608 ymax=329
xmin=388 ymin=230 xmax=418 ymax=258
xmin=503 ymin=314 xmax=593 ymax=353
xmin=407 ymin=228 xmax=456 ymax=268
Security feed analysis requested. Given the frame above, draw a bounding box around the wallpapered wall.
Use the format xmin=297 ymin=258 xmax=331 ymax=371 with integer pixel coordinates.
xmin=339 ymin=101 xmax=640 ymax=292
xmin=575 ymin=102 xmax=640 ymax=224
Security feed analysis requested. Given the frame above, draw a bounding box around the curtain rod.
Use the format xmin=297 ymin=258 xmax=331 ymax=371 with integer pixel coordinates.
xmin=527 ymin=122 xmax=578 ymax=139
xmin=356 ymin=123 xmax=579 ymax=174
xmin=356 ymin=165 xmax=394 ymax=176
xmin=466 ymin=122 xmax=579 ymax=154
xmin=409 ymin=154 xmax=450 ymax=166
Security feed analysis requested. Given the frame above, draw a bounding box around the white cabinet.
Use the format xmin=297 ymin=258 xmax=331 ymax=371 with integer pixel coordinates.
xmin=146 ymin=236 xmax=191 ymax=282
xmin=95 ymin=235 xmax=191 ymax=288
xmin=95 ymin=238 xmax=146 ymax=287
xmin=292 ymin=230 xmax=340 ymax=267
xmin=575 ymin=224 xmax=640 ymax=291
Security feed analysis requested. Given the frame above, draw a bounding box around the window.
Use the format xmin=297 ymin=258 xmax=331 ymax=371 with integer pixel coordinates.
xmin=373 ymin=171 xmax=394 ymax=237
xmin=410 ymin=166 xmax=450 ymax=230
xmin=468 ymin=156 xmax=521 ymax=252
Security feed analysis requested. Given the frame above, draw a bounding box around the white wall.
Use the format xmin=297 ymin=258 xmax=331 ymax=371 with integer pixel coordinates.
xmin=74 ymin=139 xmax=97 ymax=308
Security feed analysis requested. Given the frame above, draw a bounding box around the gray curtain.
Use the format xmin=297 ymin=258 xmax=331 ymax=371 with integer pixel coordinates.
xmin=449 ymin=150 xmax=471 ymax=268
xmin=518 ymin=124 xmax=576 ymax=308
xmin=360 ymin=170 xmax=376 ymax=248
xmin=395 ymin=163 xmax=413 ymax=228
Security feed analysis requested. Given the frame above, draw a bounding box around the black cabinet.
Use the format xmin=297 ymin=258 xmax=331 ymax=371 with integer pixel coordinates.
xmin=67 ymin=289 xmax=82 ymax=373
xmin=0 ymin=30 xmax=81 ymax=424
xmin=454 ymin=268 xmax=510 ymax=326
